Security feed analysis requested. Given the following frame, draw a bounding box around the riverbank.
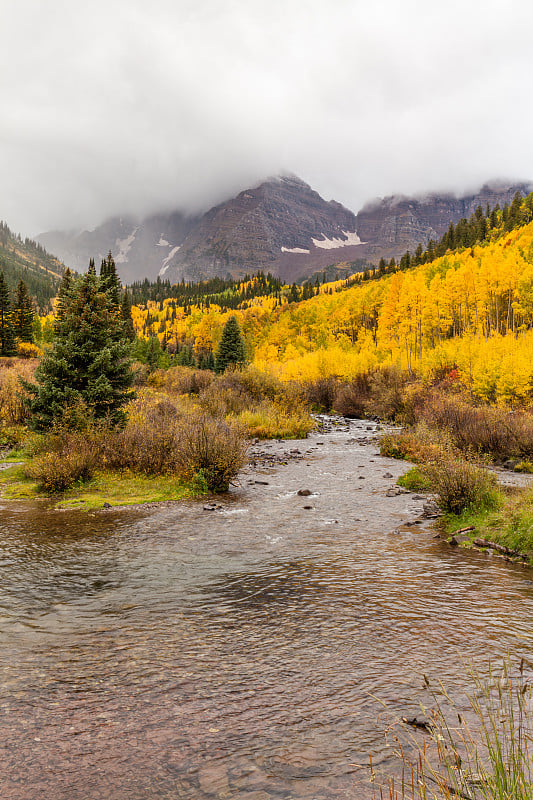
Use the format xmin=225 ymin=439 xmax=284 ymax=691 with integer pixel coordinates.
xmin=381 ymin=426 xmax=533 ymax=566
xmin=0 ymin=438 xmax=318 ymax=511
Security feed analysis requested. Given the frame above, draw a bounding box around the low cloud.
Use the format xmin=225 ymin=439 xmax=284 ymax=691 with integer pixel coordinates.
xmin=2 ymin=0 xmax=533 ymax=235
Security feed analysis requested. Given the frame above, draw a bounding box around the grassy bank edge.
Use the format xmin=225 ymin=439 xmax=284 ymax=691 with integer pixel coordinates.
xmin=0 ymin=461 xmax=207 ymax=511
xmin=395 ymin=463 xmax=533 ymax=566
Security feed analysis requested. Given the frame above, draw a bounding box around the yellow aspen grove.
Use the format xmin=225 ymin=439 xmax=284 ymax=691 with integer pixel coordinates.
xmin=123 ymin=219 xmax=533 ymax=404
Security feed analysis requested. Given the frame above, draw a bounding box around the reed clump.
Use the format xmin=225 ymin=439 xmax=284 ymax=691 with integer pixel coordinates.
xmin=377 ymin=658 xmax=533 ymax=800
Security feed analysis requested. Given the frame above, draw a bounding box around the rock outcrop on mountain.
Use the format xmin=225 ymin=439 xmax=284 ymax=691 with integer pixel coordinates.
xmin=37 ymin=176 xmax=532 ymax=285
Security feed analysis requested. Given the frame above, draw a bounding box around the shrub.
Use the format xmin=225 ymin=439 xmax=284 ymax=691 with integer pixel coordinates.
xmin=422 ymin=456 xmax=498 ymax=515
xmin=24 ymin=435 xmax=99 ymax=493
xmin=333 ymin=373 xmax=371 ymax=417
xmin=147 ymin=366 xmax=213 ymax=395
xmin=198 ymin=366 xmax=309 ymax=432
xmin=175 ymin=412 xmax=247 ymax=491
xmin=17 ymin=342 xmax=42 ymax=359
xmin=198 ymin=379 xmax=250 ymax=417
xmin=0 ymin=359 xmax=36 ymax=424
xmin=379 ymin=424 xmax=449 ymax=463
xmin=102 ymin=396 xmax=186 ymax=474
xmin=418 ymin=393 xmax=533 ymax=460
xmin=304 ymin=376 xmax=340 ymax=411
xmin=225 ymin=364 xmax=289 ymax=403
xmin=368 ymin=366 xmax=407 ymax=420
xmin=515 ymin=460 xmax=533 ymax=474
xmin=100 ymin=397 xmax=247 ymax=491
xmin=235 ymin=400 xmax=314 ymax=439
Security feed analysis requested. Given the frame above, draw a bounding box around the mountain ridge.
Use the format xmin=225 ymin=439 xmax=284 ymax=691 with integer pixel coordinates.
xmin=36 ymin=176 xmax=533 ymax=286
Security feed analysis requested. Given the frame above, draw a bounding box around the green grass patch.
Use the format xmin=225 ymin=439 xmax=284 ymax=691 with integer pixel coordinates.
xmin=0 ymin=464 xmax=205 ymax=510
xmin=55 ymin=471 xmax=203 ymax=510
xmin=397 ymin=466 xmax=432 ymax=492
xmin=0 ymin=463 xmax=42 ymax=500
xmin=440 ymin=486 xmax=533 ymax=562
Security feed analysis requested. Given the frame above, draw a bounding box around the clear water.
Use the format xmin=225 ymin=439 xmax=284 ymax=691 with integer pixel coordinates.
xmin=1 ymin=418 xmax=533 ymax=799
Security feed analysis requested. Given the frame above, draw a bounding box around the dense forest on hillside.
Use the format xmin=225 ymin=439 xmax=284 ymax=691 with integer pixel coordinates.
xmin=0 ymin=221 xmax=65 ymax=310
xmin=129 ymin=271 xmax=285 ymax=309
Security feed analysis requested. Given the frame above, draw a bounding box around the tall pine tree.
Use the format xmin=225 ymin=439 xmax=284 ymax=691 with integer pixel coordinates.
xmin=215 ymin=315 xmax=246 ymax=373
xmin=99 ymin=251 xmax=121 ymax=309
xmin=14 ymin=280 xmax=34 ymax=342
xmin=0 ymin=272 xmax=16 ymax=356
xmin=24 ymin=268 xmax=135 ymax=431
xmin=120 ymin=288 xmax=136 ymax=341
xmin=55 ymin=268 xmax=74 ymax=332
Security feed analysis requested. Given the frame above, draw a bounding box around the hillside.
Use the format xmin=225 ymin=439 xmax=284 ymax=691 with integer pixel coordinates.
xmin=0 ymin=221 xmax=65 ymax=310
xmin=130 ymin=197 xmax=533 ymax=405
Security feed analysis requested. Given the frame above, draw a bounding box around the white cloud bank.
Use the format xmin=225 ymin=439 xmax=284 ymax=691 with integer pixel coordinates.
xmin=1 ymin=0 xmax=533 ymax=236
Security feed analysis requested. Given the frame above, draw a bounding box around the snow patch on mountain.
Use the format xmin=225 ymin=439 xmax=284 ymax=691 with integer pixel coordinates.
xmin=159 ymin=245 xmax=181 ymax=275
xmin=156 ymin=235 xmax=170 ymax=247
xmin=311 ymin=230 xmax=363 ymax=249
xmin=115 ymin=227 xmax=139 ymax=263
xmin=281 ymin=246 xmax=310 ymax=254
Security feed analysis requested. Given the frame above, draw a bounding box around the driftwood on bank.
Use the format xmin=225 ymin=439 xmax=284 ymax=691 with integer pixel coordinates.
xmin=472 ymin=537 xmax=528 ymax=560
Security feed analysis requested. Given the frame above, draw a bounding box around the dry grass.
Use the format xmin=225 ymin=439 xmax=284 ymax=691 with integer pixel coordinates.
xmin=377 ymin=659 xmax=533 ymax=800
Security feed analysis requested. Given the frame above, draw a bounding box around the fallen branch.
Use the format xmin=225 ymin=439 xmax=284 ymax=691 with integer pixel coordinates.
xmin=472 ymin=538 xmax=528 ymax=560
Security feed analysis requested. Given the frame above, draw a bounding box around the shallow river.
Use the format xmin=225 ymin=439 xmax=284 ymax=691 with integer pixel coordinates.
xmin=1 ymin=418 xmax=533 ymax=799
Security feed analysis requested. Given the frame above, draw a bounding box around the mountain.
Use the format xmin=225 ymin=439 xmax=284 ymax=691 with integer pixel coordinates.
xmin=38 ymin=211 xmax=201 ymax=285
xmin=0 ymin=221 xmax=65 ymax=310
xmin=160 ymin=174 xmax=366 ymax=284
xmin=38 ymin=175 xmax=364 ymax=285
xmin=37 ymin=176 xmax=533 ymax=286
xmin=354 ymin=181 xmax=533 ymax=263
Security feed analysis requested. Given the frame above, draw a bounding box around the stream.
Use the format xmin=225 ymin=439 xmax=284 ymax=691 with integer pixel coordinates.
xmin=1 ymin=417 xmax=533 ymax=799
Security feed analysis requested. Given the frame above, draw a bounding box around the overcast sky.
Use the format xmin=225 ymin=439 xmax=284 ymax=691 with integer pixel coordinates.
xmin=2 ymin=0 xmax=533 ymax=236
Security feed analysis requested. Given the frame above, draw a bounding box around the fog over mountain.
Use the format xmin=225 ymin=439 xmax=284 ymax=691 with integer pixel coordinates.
xmin=2 ymin=0 xmax=533 ymax=237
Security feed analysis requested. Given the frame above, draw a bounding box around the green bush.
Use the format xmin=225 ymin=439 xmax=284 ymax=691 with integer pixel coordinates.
xmin=515 ymin=460 xmax=533 ymax=474
xmin=422 ymin=457 xmax=498 ymax=515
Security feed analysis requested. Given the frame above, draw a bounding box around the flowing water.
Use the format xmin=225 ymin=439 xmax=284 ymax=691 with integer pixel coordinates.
xmin=1 ymin=418 xmax=533 ymax=799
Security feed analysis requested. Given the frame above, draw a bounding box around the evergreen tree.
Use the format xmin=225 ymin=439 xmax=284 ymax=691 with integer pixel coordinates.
xmin=99 ymin=251 xmax=121 ymax=308
xmin=0 ymin=272 xmax=16 ymax=356
xmin=24 ymin=269 xmax=135 ymax=431
xmin=120 ymin=288 xmax=136 ymax=341
xmin=215 ymin=315 xmax=246 ymax=373
xmin=14 ymin=280 xmax=34 ymax=342
xmin=55 ymin=268 xmax=74 ymax=331
xmin=288 ymin=283 xmax=300 ymax=303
